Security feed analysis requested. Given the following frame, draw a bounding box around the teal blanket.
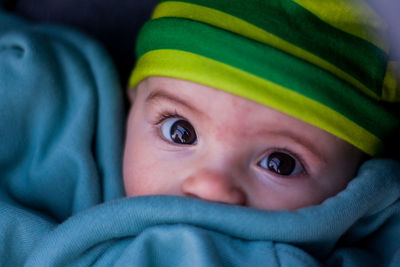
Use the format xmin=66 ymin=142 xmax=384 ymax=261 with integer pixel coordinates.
xmin=1 ymin=8 xmax=400 ymax=267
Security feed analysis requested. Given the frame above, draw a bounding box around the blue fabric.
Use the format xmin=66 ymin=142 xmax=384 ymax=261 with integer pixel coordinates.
xmin=0 ymin=8 xmax=125 ymax=264
xmin=1 ymin=7 xmax=400 ymax=267
xmin=23 ymin=159 xmax=400 ymax=266
xmin=10 ymin=0 xmax=158 ymax=84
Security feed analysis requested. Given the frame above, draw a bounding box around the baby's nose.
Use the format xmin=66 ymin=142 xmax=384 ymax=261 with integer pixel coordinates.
xmin=181 ymin=170 xmax=246 ymax=206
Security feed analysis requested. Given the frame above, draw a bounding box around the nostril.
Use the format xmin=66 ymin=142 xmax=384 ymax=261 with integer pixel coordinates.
xmin=229 ymin=188 xmax=247 ymax=206
xmin=182 ymin=192 xmax=215 ymax=204
xmin=183 ymin=192 xmax=200 ymax=199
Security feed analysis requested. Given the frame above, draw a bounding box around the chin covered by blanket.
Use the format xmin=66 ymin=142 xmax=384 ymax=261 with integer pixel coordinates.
xmin=1 ymin=6 xmax=400 ymax=267
xmin=25 ymin=163 xmax=400 ymax=267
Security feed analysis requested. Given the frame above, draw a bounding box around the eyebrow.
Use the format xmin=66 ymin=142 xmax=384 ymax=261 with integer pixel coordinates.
xmin=146 ymin=89 xmax=202 ymax=115
xmin=146 ymin=89 xmax=327 ymax=163
xmin=272 ymin=130 xmax=328 ymax=164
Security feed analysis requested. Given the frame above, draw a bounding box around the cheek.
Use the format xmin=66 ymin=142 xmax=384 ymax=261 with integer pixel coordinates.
xmin=316 ymin=148 xmax=363 ymax=197
xmin=123 ymin=141 xmax=157 ymax=197
xmin=122 ymin=112 xmax=162 ymax=196
xmin=123 ymin=115 xmax=182 ymax=197
xmin=248 ymin=181 xmax=330 ymax=210
xmin=316 ymin=165 xmax=356 ymax=199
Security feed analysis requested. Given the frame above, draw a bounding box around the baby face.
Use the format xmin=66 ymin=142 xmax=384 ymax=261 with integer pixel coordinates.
xmin=123 ymin=76 xmax=365 ymax=210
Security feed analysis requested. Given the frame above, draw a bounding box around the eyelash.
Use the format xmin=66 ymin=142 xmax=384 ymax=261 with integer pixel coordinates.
xmin=152 ymin=110 xmax=309 ymax=175
xmin=153 ymin=109 xmax=183 ymax=125
xmin=261 ymin=147 xmax=309 ymax=176
xmin=289 ymin=150 xmax=308 ymax=175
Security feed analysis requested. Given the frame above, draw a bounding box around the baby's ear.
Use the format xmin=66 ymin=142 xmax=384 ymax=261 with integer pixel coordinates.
xmin=126 ymin=87 xmax=137 ymax=103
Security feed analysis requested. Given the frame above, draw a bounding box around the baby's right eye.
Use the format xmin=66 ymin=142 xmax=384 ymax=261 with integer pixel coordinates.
xmin=258 ymin=151 xmax=304 ymax=176
xmin=160 ymin=118 xmax=197 ymax=145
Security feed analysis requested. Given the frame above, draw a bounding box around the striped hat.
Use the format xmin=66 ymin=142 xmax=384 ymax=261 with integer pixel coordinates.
xmin=129 ymin=0 xmax=400 ymax=156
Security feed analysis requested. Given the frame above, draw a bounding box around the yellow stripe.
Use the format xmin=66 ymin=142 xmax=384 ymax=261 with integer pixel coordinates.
xmin=292 ymin=0 xmax=388 ymax=52
xmin=382 ymin=61 xmax=400 ymax=102
xmin=129 ymin=49 xmax=381 ymax=155
xmin=152 ymin=1 xmax=379 ymax=100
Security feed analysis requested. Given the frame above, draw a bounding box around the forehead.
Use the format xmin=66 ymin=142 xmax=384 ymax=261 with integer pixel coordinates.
xmin=141 ymin=76 xmax=276 ymax=119
xmin=137 ymin=77 xmax=337 ymax=142
xmin=130 ymin=76 xmax=365 ymax=164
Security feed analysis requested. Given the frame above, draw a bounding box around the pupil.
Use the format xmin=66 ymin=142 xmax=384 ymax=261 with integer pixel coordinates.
xmin=267 ymin=152 xmax=295 ymax=175
xmin=170 ymin=120 xmax=196 ymax=144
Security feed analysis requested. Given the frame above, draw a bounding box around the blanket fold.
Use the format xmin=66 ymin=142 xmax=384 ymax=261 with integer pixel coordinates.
xmin=1 ymin=7 xmax=400 ymax=267
xmin=25 ymin=159 xmax=400 ymax=266
xmin=0 ymin=7 xmax=125 ymax=221
xmin=0 ymin=7 xmax=124 ymax=264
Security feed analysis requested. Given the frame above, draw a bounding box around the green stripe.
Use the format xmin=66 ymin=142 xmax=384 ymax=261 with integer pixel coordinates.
xmin=157 ymin=0 xmax=387 ymax=96
xmin=292 ymin=0 xmax=387 ymax=50
xmin=152 ymin=1 xmax=380 ymax=100
xmin=136 ymin=18 xmax=398 ymax=138
xmin=130 ymin=50 xmax=382 ymax=155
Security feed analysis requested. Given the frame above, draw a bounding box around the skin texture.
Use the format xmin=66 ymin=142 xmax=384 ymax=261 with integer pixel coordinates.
xmin=123 ymin=76 xmax=365 ymax=211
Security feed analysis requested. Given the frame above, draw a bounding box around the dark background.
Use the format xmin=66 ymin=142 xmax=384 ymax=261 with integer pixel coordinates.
xmin=3 ymin=0 xmax=158 ymax=85
xmin=3 ymin=0 xmax=399 ymax=86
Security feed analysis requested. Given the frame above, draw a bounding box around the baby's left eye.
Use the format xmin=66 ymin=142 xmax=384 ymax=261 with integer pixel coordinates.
xmin=258 ymin=152 xmax=304 ymax=176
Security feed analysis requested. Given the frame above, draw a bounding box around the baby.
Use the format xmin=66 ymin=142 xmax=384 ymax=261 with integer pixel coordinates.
xmin=123 ymin=0 xmax=399 ymax=210
xmin=1 ymin=1 xmax=399 ymax=265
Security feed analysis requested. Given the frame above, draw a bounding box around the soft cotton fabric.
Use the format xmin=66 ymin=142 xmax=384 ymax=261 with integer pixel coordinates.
xmin=6 ymin=0 xmax=158 ymax=85
xmin=24 ymin=160 xmax=400 ymax=266
xmin=1 ymin=6 xmax=400 ymax=267
xmin=0 ymin=7 xmax=124 ymax=264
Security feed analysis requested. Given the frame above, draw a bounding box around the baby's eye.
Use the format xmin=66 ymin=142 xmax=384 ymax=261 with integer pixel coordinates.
xmin=258 ymin=152 xmax=303 ymax=176
xmin=160 ymin=118 xmax=197 ymax=145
